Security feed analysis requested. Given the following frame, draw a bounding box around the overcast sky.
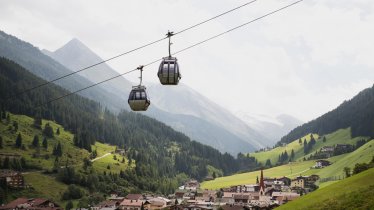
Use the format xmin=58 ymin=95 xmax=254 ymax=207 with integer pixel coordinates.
xmin=1 ymin=0 xmax=373 ymax=122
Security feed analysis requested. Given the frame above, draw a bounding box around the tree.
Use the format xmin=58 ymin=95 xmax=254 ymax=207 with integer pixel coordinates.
xmin=15 ymin=133 xmax=22 ymax=148
xmin=65 ymin=200 xmax=73 ymax=210
xmin=42 ymin=137 xmax=48 ymax=149
xmin=298 ymin=138 xmax=302 ymax=144
xmin=212 ymin=171 xmax=216 ymax=179
xmin=32 ymin=135 xmax=40 ymax=148
xmin=83 ymin=158 xmax=92 ymax=170
xmin=343 ymin=167 xmax=351 ymax=178
xmin=6 ymin=113 xmax=10 ymax=123
xmin=353 ymin=163 xmax=369 ymax=174
xmin=53 ymin=142 xmax=62 ymax=157
xmin=0 ymin=136 xmax=3 ymax=149
xmin=43 ymin=123 xmax=54 ymax=138
xmin=265 ymin=159 xmax=272 ymax=167
xmin=56 ymin=127 xmax=60 ymax=135
xmin=290 ymin=149 xmax=295 ymax=160
xmin=323 ymin=136 xmax=327 ymax=142
xmin=3 ymin=157 xmax=10 ymax=169
xmin=12 ymin=121 xmax=18 ymax=132
xmin=33 ymin=116 xmax=42 ymax=129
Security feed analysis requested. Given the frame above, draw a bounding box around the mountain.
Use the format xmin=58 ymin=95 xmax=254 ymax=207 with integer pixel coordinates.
xmin=43 ymin=38 xmax=132 ymax=96
xmin=0 ymin=30 xmax=125 ymax=112
xmin=43 ymin=38 xmax=269 ymax=154
xmin=147 ymin=84 xmax=268 ymax=149
xmin=236 ymin=112 xmax=303 ymax=145
xmin=278 ymin=84 xmax=374 ymax=145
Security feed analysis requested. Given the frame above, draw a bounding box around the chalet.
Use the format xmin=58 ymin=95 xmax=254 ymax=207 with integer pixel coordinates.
xmin=233 ymin=194 xmax=250 ymax=204
xmin=119 ymin=199 xmax=143 ymax=210
xmin=271 ymin=192 xmax=300 ymax=205
xmin=315 ymin=160 xmax=331 ymax=168
xmin=125 ymin=194 xmax=143 ymax=201
xmin=185 ymin=180 xmax=200 ymax=190
xmin=291 ymin=177 xmax=305 ymax=188
xmin=0 ymin=198 xmax=62 ymax=210
xmin=320 ymin=146 xmax=334 ymax=152
xmin=0 ymin=170 xmax=24 ymax=188
xmin=92 ymin=200 xmax=119 ymax=210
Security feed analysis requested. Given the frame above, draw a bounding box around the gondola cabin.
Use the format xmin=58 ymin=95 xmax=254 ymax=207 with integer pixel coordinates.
xmin=128 ymin=85 xmax=150 ymax=111
xmin=158 ymin=56 xmax=181 ymax=85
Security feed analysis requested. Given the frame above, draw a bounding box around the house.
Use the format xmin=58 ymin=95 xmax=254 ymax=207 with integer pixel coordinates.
xmin=233 ymin=194 xmax=250 ymax=204
xmin=92 ymin=200 xmax=119 ymax=210
xmin=0 ymin=170 xmax=24 ymax=188
xmin=291 ymin=177 xmax=305 ymax=188
xmin=320 ymin=146 xmax=334 ymax=152
xmin=271 ymin=192 xmax=300 ymax=205
xmin=0 ymin=198 xmax=62 ymax=210
xmin=119 ymin=199 xmax=143 ymax=210
xmin=185 ymin=180 xmax=200 ymax=190
xmin=125 ymin=194 xmax=143 ymax=201
xmin=315 ymin=160 xmax=331 ymax=168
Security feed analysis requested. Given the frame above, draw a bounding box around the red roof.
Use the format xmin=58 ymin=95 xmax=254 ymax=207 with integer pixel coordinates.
xmin=125 ymin=194 xmax=143 ymax=200
xmin=0 ymin=197 xmax=29 ymax=209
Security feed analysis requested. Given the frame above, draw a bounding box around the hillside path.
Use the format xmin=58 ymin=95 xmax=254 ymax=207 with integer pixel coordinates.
xmin=90 ymin=152 xmax=111 ymax=162
xmin=287 ymin=168 xmax=311 ymax=177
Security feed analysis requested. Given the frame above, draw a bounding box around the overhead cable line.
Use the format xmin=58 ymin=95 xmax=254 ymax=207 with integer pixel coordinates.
xmin=36 ymin=0 xmax=304 ymax=108
xmin=7 ymin=0 xmax=258 ymax=101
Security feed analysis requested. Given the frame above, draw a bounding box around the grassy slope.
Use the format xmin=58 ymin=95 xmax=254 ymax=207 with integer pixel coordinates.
xmin=0 ymin=113 xmax=90 ymax=169
xmin=0 ymin=113 xmax=128 ymax=205
xmin=276 ymin=167 xmax=374 ymax=210
xmin=250 ymin=133 xmax=319 ymax=165
xmin=251 ymin=128 xmax=367 ymax=166
xmin=202 ymin=129 xmax=373 ymax=190
xmin=201 ymin=160 xmax=315 ymax=189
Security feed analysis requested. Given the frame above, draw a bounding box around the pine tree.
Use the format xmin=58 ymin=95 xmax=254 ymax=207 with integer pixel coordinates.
xmin=32 ymin=135 xmax=40 ymax=148
xmin=3 ymin=157 xmax=10 ymax=169
xmin=291 ymin=149 xmax=295 ymax=160
xmin=42 ymin=137 xmax=48 ymax=149
xmin=12 ymin=121 xmax=18 ymax=132
xmin=15 ymin=133 xmax=22 ymax=148
xmin=65 ymin=200 xmax=73 ymax=210
xmin=323 ymin=136 xmax=326 ymax=142
xmin=56 ymin=128 xmax=60 ymax=135
xmin=43 ymin=123 xmax=54 ymax=138
xmin=53 ymin=142 xmax=62 ymax=157
xmin=33 ymin=116 xmax=42 ymax=129
xmin=265 ymin=159 xmax=272 ymax=167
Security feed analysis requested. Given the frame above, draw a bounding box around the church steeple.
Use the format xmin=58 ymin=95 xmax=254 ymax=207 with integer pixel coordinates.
xmin=259 ymin=168 xmax=265 ymax=196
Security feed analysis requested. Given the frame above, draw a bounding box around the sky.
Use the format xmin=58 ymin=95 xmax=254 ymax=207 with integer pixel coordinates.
xmin=0 ymin=0 xmax=373 ymax=122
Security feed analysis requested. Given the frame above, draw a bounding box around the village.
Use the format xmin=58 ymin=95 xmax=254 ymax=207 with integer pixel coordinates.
xmin=0 ymin=159 xmax=328 ymax=210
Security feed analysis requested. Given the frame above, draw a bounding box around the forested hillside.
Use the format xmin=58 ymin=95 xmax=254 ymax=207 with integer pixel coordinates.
xmin=0 ymin=30 xmax=124 ymax=112
xmin=0 ymin=57 xmax=255 ymax=194
xmin=278 ymin=85 xmax=374 ymax=145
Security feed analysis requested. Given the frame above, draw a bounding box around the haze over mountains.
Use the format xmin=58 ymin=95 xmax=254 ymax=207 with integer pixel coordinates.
xmin=236 ymin=112 xmax=303 ymax=145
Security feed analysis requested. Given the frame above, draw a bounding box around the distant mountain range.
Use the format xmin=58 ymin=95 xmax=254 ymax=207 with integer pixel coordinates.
xmin=236 ymin=112 xmax=303 ymax=145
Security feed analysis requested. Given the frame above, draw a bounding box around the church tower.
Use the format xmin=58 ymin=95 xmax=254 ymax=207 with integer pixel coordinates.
xmin=259 ymin=168 xmax=265 ymax=196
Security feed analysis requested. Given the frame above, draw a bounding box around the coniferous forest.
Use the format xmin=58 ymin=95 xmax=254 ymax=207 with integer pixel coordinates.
xmin=277 ymin=85 xmax=374 ymax=145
